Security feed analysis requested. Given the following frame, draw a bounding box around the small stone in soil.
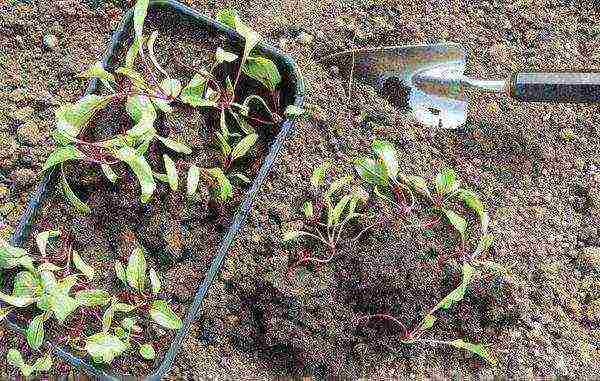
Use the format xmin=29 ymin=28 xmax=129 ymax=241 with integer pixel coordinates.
xmin=43 ymin=34 xmax=59 ymax=50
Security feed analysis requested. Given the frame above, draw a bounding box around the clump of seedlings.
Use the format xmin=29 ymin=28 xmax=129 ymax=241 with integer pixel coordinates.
xmin=1 ymin=231 xmax=182 ymax=377
xmin=282 ymin=162 xmax=374 ymax=271
xmin=42 ymin=0 xmax=302 ymax=212
xmin=352 ymin=139 xmax=498 ymax=363
xmin=355 ymin=139 xmax=495 ymax=268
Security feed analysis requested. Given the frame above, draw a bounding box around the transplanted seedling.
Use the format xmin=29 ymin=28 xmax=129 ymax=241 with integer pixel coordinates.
xmin=42 ymin=0 xmax=298 ymax=213
xmin=281 ymin=162 xmax=375 ymax=270
xmin=356 ymin=263 xmax=497 ymax=365
xmin=0 ymin=231 xmax=182 ymax=376
xmin=355 ymin=139 xmax=495 ymax=267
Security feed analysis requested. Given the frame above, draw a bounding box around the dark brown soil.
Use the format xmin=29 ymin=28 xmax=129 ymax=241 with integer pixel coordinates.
xmin=2 ymin=0 xmax=600 ymax=379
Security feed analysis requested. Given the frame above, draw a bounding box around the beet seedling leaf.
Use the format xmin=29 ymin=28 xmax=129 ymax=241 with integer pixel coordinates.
xmin=133 ymin=0 xmax=149 ymax=44
xmin=282 ymin=231 xmax=311 ymax=242
xmin=0 ymin=291 xmax=35 ymax=307
xmin=0 ymin=239 xmax=33 ymax=271
xmin=101 ymin=164 xmax=118 ymax=183
xmin=7 ymin=349 xmax=34 ymax=378
xmin=149 ymin=300 xmax=182 ymax=330
xmin=435 ymin=168 xmax=459 ymax=196
xmin=54 ymin=95 xmax=114 ymax=143
xmin=160 ymin=78 xmax=182 ymax=99
xmin=126 ymin=248 xmax=147 ymax=293
xmin=60 ymin=167 xmax=91 ymax=214
xmin=125 ymin=36 xmax=144 ymax=68
xmin=206 ymin=168 xmax=233 ymax=201
xmin=26 ymin=313 xmax=48 ymax=350
xmin=32 ymin=354 xmax=53 ymax=373
xmin=231 ymin=133 xmax=258 ymax=162
xmin=125 ymin=95 xmax=157 ymax=138
xmin=354 ymin=157 xmax=388 ymax=186
xmin=140 ymin=343 xmax=156 ymax=360
xmin=72 ymin=251 xmax=95 ymax=281
xmin=163 ymin=154 xmax=179 ymax=191
xmin=449 ymin=339 xmax=497 ymax=365
xmin=77 ymin=61 xmax=115 ymax=92
xmin=180 ymin=74 xmax=217 ymax=108
xmin=149 ymin=268 xmax=161 ymax=294
xmin=85 ymin=332 xmax=128 ymax=364
xmin=35 ymin=230 xmax=60 ymax=258
xmin=116 ymin=67 xmax=152 ymax=93
xmin=186 ymin=165 xmax=201 ymax=197
xmin=443 ymin=209 xmax=467 ymax=241
xmin=303 ymin=201 xmax=314 ymax=219
xmin=215 ymin=47 xmax=238 ymax=64
xmin=330 ymin=195 xmax=352 ymax=226
xmin=114 ymin=260 xmax=127 ymax=286
xmin=284 ymin=105 xmax=305 ymax=118
xmin=114 ymin=147 xmax=156 ymax=203
xmin=325 ymin=176 xmax=352 ymax=197
xmin=372 ymin=140 xmax=398 ymax=180
xmin=75 ymin=290 xmax=111 ymax=307
xmin=242 ymin=56 xmax=281 ymax=91
xmin=434 ymin=263 xmax=475 ymax=312
xmin=406 ymin=175 xmax=432 ymax=200
xmin=156 ymin=135 xmax=191 ymax=155
xmin=310 ymin=161 xmax=331 ymax=187
xmin=12 ymin=271 xmax=39 ymax=298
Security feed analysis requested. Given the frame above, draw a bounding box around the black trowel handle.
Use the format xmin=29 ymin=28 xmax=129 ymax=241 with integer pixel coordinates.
xmin=509 ymin=72 xmax=600 ymax=103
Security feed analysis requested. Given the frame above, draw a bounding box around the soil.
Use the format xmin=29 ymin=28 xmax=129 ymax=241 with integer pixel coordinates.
xmin=2 ymin=0 xmax=600 ymax=379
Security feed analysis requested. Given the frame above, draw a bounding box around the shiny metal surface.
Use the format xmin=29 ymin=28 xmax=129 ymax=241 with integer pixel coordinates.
xmin=319 ymin=43 xmax=507 ymax=129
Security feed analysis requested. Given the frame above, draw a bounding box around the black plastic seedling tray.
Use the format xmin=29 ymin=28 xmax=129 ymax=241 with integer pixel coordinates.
xmin=5 ymin=0 xmax=304 ymax=379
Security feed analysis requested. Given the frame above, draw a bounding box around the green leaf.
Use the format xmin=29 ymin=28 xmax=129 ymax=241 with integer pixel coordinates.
xmin=48 ymin=289 xmax=79 ymax=323
xmin=157 ymin=136 xmax=192 ymax=154
xmin=302 ymin=201 xmax=314 ymax=219
xmin=121 ymin=317 xmax=136 ymax=331
xmin=459 ymin=189 xmax=484 ymax=216
xmin=72 ymin=251 xmax=95 ymax=281
xmin=163 ymin=154 xmax=179 ymax=191
xmin=102 ymin=304 xmax=114 ymax=332
xmin=230 ymin=110 xmax=255 ymax=135
xmin=116 ymin=67 xmax=151 ymax=91
xmin=54 ymin=95 xmax=114 ymax=143
xmin=284 ymin=105 xmax=305 ymax=118
xmin=13 ymin=271 xmax=40 ymax=298
xmin=115 ymin=260 xmax=127 ymax=285
xmin=434 ymin=263 xmax=475 ymax=312
xmin=449 ymin=339 xmax=497 ymax=365
xmin=476 ymin=234 xmax=494 ymax=254
xmin=27 ymin=313 xmax=47 ymax=350
xmin=160 ymin=78 xmax=182 ymax=98
xmin=101 ymin=164 xmax=118 ymax=183
xmin=149 ymin=300 xmax=182 ymax=330
xmin=125 ymin=95 xmax=157 ymax=137
xmin=42 ymin=146 xmax=84 ymax=171
xmin=443 ymin=209 xmax=467 ymax=241
xmin=115 ymin=146 xmax=156 ymax=203
xmin=139 ymin=343 xmax=156 ymax=360
xmin=372 ymin=140 xmax=398 ymax=180
xmin=149 ymin=268 xmax=161 ymax=294
xmin=126 ymin=248 xmax=146 ymax=292
xmin=215 ymin=47 xmax=238 ymax=64
xmin=232 ymin=172 xmax=251 ymax=184
xmin=216 ymin=8 xmax=238 ymax=28
xmin=85 ymin=333 xmax=128 ymax=364
xmin=435 ymin=167 xmax=459 ymax=196
xmin=7 ymin=349 xmax=32 ymax=377
xmin=326 ymin=176 xmax=352 ymax=197
xmin=282 ymin=231 xmax=310 ymax=242
xmin=135 ymin=130 xmax=156 ymax=156
xmin=354 ymin=157 xmax=388 ymax=186
xmin=32 ymin=354 xmax=53 ymax=372
xmin=76 ymin=290 xmax=111 ymax=307
xmin=0 ymin=306 xmax=11 ymax=322
xmin=133 ymin=0 xmax=149 ymax=44
xmin=406 ymin=175 xmax=431 ymax=199
xmin=242 ymin=56 xmax=281 ymax=91
xmin=330 ymin=195 xmax=352 ymax=226
xmin=147 ymin=31 xmax=168 ymax=78
xmin=186 ymin=164 xmax=200 ymax=197
xmin=179 ymin=74 xmax=216 ymax=108
xmin=77 ymin=61 xmax=115 ymax=90
xmin=37 ymin=262 xmax=61 ymax=272
xmin=35 ymin=230 xmax=60 ymax=258
xmin=0 ymin=239 xmax=33 ymax=271
xmin=125 ymin=37 xmax=143 ymax=68
xmin=206 ymin=168 xmax=233 ymax=201
xmin=243 ymin=94 xmax=276 ymax=121
xmin=231 ymin=133 xmax=258 ymax=161
xmin=419 ymin=314 xmax=437 ymax=332
xmin=60 ymin=167 xmax=91 ymax=215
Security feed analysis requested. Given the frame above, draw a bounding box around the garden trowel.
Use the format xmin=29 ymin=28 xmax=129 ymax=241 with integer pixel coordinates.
xmin=319 ymin=43 xmax=600 ymax=129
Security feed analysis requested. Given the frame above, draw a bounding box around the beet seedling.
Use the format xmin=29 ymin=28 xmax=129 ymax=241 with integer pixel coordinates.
xmin=355 ymin=139 xmax=495 ymax=267
xmin=356 ymin=263 xmax=497 ymax=365
xmin=42 ymin=1 xmax=294 ymax=212
xmin=1 ymin=231 xmax=183 ymax=375
xmin=282 ymin=162 xmax=374 ymax=270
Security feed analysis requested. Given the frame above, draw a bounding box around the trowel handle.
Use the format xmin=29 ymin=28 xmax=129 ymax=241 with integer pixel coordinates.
xmin=509 ymin=72 xmax=600 ymax=103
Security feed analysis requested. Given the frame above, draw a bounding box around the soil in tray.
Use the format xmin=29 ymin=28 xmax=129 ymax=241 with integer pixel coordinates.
xmin=4 ymin=6 xmax=283 ymax=376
